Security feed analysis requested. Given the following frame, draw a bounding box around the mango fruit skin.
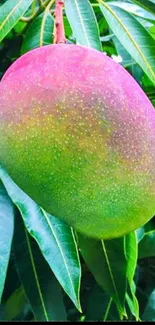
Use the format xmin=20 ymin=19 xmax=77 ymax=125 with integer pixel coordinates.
xmin=0 ymin=44 xmax=155 ymax=239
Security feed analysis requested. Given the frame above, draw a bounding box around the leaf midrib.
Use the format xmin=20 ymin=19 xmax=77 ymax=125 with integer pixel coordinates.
xmin=41 ymin=209 xmax=77 ymax=304
xmin=101 ymin=240 xmax=123 ymax=314
xmin=25 ymin=228 xmax=49 ymax=321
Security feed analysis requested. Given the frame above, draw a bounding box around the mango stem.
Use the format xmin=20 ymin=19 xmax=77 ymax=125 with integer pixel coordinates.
xmin=53 ymin=0 xmax=66 ymax=44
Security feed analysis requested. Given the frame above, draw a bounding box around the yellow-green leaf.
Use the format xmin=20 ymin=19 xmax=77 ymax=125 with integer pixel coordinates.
xmin=0 ymin=0 xmax=33 ymax=42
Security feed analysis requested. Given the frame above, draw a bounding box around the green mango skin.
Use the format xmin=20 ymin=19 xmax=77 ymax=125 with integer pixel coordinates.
xmin=0 ymin=44 xmax=155 ymax=239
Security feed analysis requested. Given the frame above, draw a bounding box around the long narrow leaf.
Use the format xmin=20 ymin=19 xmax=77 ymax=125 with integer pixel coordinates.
xmin=138 ymin=230 xmax=155 ymax=259
xmin=3 ymin=286 xmax=29 ymax=321
xmin=125 ymin=232 xmax=139 ymax=320
xmin=85 ymin=283 xmax=120 ymax=321
xmin=14 ymin=213 xmax=67 ymax=321
xmin=0 ymin=0 xmax=33 ymax=42
xmin=21 ymin=11 xmax=54 ymax=54
xmin=78 ymin=234 xmax=127 ymax=319
xmin=65 ymin=0 xmax=102 ymax=50
xmin=0 ymin=166 xmax=81 ymax=311
xmin=131 ymin=0 xmax=155 ymax=17
xmin=0 ymin=182 xmax=14 ymax=302
xmin=142 ymin=289 xmax=155 ymax=321
xmin=99 ymin=1 xmax=155 ymax=84
xmin=111 ymin=1 xmax=155 ymax=22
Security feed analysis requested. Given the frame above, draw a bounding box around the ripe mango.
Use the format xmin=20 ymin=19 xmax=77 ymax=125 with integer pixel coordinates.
xmin=0 ymin=44 xmax=155 ymax=239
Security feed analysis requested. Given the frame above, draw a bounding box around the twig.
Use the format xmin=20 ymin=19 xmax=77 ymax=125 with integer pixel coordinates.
xmin=53 ymin=0 xmax=66 ymax=44
xmin=38 ymin=0 xmax=44 ymax=8
xmin=20 ymin=0 xmax=52 ymax=23
xmin=20 ymin=11 xmax=38 ymax=22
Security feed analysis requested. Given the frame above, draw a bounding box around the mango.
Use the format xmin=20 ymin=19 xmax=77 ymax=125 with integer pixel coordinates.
xmin=0 ymin=44 xmax=155 ymax=239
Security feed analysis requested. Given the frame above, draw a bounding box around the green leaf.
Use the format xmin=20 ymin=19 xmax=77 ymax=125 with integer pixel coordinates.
xmin=85 ymin=284 xmax=111 ymax=321
xmin=0 ymin=181 xmax=14 ymax=302
xmin=64 ymin=16 xmax=73 ymax=39
xmin=0 ymin=0 xmax=33 ymax=43
xmin=125 ymin=232 xmax=138 ymax=287
xmin=13 ymin=20 xmax=27 ymax=34
xmin=21 ymin=11 xmax=54 ymax=54
xmin=1 ymin=250 xmax=21 ymax=305
xmin=142 ymin=289 xmax=155 ymax=321
xmin=85 ymin=283 xmax=120 ymax=321
xmin=14 ymin=213 xmax=67 ymax=321
xmin=125 ymin=232 xmax=139 ymax=320
xmin=150 ymin=25 xmax=155 ymax=39
xmin=99 ymin=1 xmax=155 ymax=84
xmin=78 ymin=234 xmax=127 ymax=319
xmin=4 ymin=286 xmax=29 ymax=321
xmin=0 ymin=166 xmax=81 ymax=311
xmin=107 ymin=299 xmax=121 ymax=321
xmin=65 ymin=0 xmax=102 ymax=50
xmin=131 ymin=0 xmax=155 ymax=17
xmin=138 ymin=230 xmax=155 ymax=259
xmin=136 ymin=226 xmax=145 ymax=242
xmin=112 ymin=34 xmax=144 ymax=84
xmin=111 ymin=1 xmax=155 ymax=22
xmin=112 ymin=35 xmax=133 ymax=67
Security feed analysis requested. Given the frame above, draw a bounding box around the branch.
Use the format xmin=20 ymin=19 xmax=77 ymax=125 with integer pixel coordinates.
xmin=53 ymin=0 xmax=66 ymax=44
xmin=20 ymin=0 xmax=52 ymax=23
